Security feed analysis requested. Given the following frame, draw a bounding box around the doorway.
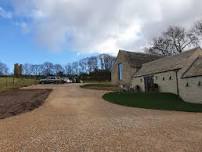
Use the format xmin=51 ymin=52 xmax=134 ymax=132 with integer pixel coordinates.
xmin=144 ymin=76 xmax=154 ymax=92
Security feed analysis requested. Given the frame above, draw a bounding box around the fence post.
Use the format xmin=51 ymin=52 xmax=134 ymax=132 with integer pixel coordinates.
xmin=6 ymin=76 xmax=8 ymax=88
xmin=13 ymin=76 xmax=15 ymax=88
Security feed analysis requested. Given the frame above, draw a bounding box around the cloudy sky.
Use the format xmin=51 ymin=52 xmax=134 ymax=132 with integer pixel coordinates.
xmin=0 ymin=0 xmax=202 ymax=68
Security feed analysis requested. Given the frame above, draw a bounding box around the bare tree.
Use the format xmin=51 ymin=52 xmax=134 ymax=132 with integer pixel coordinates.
xmin=79 ymin=58 xmax=88 ymax=73
xmin=71 ymin=62 xmax=79 ymax=75
xmin=0 ymin=62 xmax=8 ymax=75
xmin=149 ymin=26 xmax=199 ymax=55
xmin=193 ymin=20 xmax=202 ymax=35
xmin=42 ymin=62 xmax=54 ymax=76
xmin=87 ymin=56 xmax=98 ymax=72
xmin=64 ymin=64 xmax=73 ymax=75
xmin=148 ymin=37 xmax=173 ymax=55
xmin=30 ymin=64 xmax=41 ymax=75
xmin=22 ymin=64 xmax=32 ymax=75
xmin=54 ymin=64 xmax=64 ymax=75
xmin=20 ymin=53 xmax=115 ymax=76
xmin=102 ymin=54 xmax=115 ymax=70
xmin=192 ymin=20 xmax=202 ymax=45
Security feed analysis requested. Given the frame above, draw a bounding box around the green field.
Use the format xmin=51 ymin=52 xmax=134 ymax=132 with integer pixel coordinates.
xmin=103 ymin=92 xmax=202 ymax=112
xmin=0 ymin=77 xmax=38 ymax=91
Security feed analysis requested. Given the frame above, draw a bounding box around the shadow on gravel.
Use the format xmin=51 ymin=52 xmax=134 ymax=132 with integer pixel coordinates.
xmin=0 ymin=89 xmax=51 ymax=119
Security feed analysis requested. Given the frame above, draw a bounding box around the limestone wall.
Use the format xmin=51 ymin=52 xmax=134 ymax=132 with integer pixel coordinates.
xmin=153 ymin=71 xmax=178 ymax=95
xmin=132 ymin=70 xmax=202 ymax=103
xmin=179 ymin=76 xmax=202 ymax=103
xmin=111 ymin=54 xmax=137 ymax=86
xmin=131 ymin=77 xmax=145 ymax=92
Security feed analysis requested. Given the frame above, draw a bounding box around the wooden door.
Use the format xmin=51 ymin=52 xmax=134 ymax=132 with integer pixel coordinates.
xmin=144 ymin=76 xmax=154 ymax=92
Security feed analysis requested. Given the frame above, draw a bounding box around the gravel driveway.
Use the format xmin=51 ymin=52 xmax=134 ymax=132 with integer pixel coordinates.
xmin=0 ymin=84 xmax=202 ymax=152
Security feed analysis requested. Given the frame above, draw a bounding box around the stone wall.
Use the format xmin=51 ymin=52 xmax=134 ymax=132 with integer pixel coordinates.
xmin=153 ymin=71 xmax=178 ymax=95
xmin=178 ymin=76 xmax=202 ymax=103
xmin=131 ymin=77 xmax=145 ymax=92
xmin=132 ymin=70 xmax=202 ymax=103
xmin=111 ymin=54 xmax=137 ymax=86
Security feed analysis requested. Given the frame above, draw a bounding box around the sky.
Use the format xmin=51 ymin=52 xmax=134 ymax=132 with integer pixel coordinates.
xmin=0 ymin=0 xmax=202 ymax=71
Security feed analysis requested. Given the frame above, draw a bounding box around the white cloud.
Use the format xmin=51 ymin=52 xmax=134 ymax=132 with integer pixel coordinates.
xmin=15 ymin=22 xmax=30 ymax=33
xmin=10 ymin=0 xmax=202 ymax=54
xmin=0 ymin=7 xmax=12 ymax=19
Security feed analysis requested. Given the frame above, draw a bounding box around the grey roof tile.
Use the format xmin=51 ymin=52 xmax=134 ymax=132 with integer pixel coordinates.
xmin=134 ymin=48 xmax=201 ymax=77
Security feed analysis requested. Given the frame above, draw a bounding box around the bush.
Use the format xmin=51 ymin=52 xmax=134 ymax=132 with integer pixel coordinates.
xmin=80 ymin=69 xmax=111 ymax=82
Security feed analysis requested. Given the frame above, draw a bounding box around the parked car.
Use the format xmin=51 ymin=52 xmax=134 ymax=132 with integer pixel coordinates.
xmin=63 ymin=77 xmax=72 ymax=83
xmin=72 ymin=77 xmax=81 ymax=83
xmin=39 ymin=76 xmax=65 ymax=84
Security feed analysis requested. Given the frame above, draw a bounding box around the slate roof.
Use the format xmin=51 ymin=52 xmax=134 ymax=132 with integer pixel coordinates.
xmin=119 ymin=50 xmax=162 ymax=68
xmin=134 ymin=48 xmax=202 ymax=77
xmin=183 ymin=56 xmax=202 ymax=78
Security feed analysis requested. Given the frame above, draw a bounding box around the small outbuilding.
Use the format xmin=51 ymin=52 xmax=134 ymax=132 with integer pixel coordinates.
xmin=111 ymin=50 xmax=161 ymax=86
xmin=132 ymin=47 xmax=202 ymax=103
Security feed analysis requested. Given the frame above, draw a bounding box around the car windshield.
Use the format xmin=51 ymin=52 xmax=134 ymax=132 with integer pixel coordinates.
xmin=48 ymin=77 xmax=56 ymax=79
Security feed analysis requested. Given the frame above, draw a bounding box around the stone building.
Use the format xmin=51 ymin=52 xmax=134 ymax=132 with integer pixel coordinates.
xmin=14 ymin=63 xmax=22 ymax=77
xmin=111 ymin=50 xmax=161 ymax=86
xmin=132 ymin=47 xmax=202 ymax=103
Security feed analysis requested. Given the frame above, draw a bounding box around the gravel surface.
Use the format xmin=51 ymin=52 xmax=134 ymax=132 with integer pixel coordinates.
xmin=0 ymin=84 xmax=202 ymax=152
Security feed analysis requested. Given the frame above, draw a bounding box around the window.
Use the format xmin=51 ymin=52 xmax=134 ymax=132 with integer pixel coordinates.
xmin=186 ymin=82 xmax=189 ymax=87
xmin=140 ymin=78 xmax=143 ymax=82
xmin=155 ymin=76 xmax=158 ymax=80
xmin=118 ymin=63 xmax=123 ymax=80
xmin=169 ymin=76 xmax=172 ymax=80
xmin=163 ymin=77 xmax=165 ymax=81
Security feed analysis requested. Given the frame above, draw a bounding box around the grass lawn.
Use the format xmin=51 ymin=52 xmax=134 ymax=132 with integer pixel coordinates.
xmin=0 ymin=77 xmax=38 ymax=92
xmin=80 ymin=83 xmax=120 ymax=91
xmin=103 ymin=92 xmax=202 ymax=112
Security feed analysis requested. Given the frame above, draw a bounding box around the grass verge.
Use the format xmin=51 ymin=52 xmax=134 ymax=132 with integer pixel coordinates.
xmin=80 ymin=83 xmax=120 ymax=91
xmin=0 ymin=77 xmax=38 ymax=92
xmin=103 ymin=92 xmax=202 ymax=112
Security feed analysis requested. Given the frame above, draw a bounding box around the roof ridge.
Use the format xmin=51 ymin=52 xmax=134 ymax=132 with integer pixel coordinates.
xmin=134 ymin=47 xmax=202 ymax=77
xmin=142 ymin=47 xmax=201 ymax=66
xmin=119 ymin=49 xmax=162 ymax=57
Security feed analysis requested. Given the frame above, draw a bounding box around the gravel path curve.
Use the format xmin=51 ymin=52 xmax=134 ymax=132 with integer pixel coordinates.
xmin=0 ymin=84 xmax=202 ymax=152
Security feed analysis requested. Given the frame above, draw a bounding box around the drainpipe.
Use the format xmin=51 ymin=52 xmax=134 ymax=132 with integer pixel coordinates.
xmin=175 ymin=70 xmax=180 ymax=96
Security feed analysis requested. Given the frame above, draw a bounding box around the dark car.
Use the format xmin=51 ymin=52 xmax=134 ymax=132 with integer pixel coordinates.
xmin=39 ymin=76 xmax=65 ymax=84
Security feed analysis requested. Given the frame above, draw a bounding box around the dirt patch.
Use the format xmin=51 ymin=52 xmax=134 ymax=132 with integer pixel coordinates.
xmin=0 ymin=89 xmax=51 ymax=119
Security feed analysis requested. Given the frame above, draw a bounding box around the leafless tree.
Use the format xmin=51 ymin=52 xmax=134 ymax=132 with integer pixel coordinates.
xmin=87 ymin=56 xmax=98 ymax=72
xmin=71 ymin=62 xmax=79 ymax=75
xmin=103 ymin=54 xmax=116 ymax=70
xmin=20 ymin=53 xmax=115 ymax=76
xmin=64 ymin=64 xmax=73 ymax=75
xmin=22 ymin=63 xmax=32 ymax=75
xmin=0 ymin=62 xmax=8 ymax=75
xmin=31 ymin=64 xmax=41 ymax=75
xmin=42 ymin=62 xmax=54 ymax=76
xmin=149 ymin=26 xmax=199 ymax=55
xmin=192 ymin=20 xmax=202 ymax=46
xmin=148 ymin=37 xmax=173 ymax=55
xmin=79 ymin=58 xmax=88 ymax=73
xmin=54 ymin=64 xmax=64 ymax=75
xmin=193 ymin=20 xmax=202 ymax=36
